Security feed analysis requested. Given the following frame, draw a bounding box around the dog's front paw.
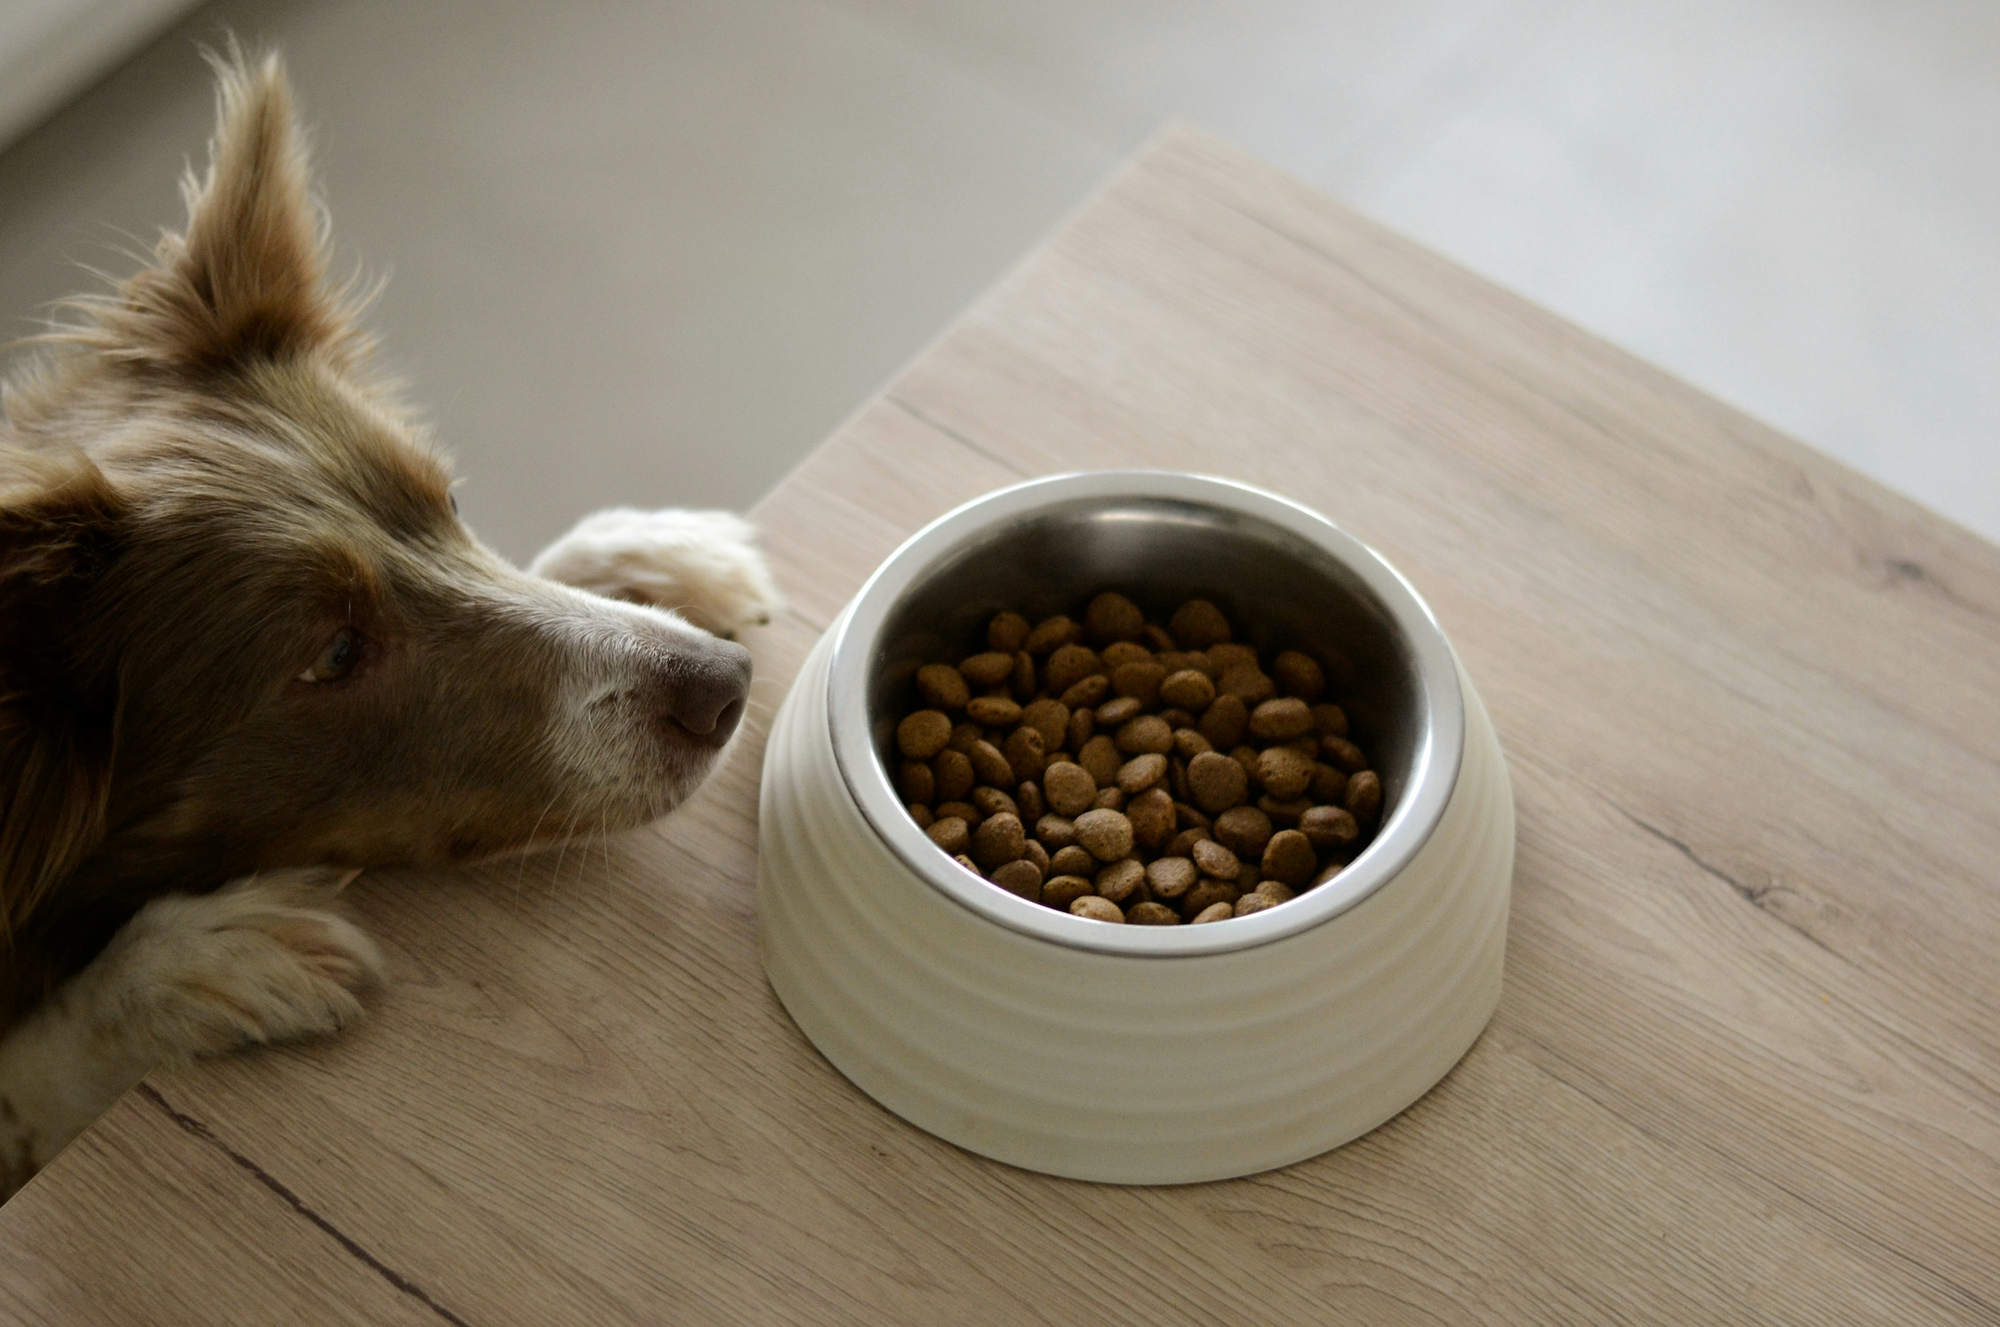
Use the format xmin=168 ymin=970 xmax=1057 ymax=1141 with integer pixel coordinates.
xmin=528 ymin=507 xmax=783 ymax=639
xmin=88 ymin=869 xmax=386 ymax=1062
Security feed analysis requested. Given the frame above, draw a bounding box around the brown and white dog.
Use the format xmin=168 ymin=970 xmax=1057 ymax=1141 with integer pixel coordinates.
xmin=0 ymin=51 xmax=781 ymax=1198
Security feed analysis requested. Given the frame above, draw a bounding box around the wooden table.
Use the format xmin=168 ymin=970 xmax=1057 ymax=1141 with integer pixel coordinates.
xmin=4 ymin=129 xmax=1997 ymax=1325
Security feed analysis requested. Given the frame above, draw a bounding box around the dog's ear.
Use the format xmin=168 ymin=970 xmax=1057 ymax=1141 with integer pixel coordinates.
xmin=77 ymin=46 xmax=366 ymax=373
xmin=0 ymin=448 xmax=124 ymax=945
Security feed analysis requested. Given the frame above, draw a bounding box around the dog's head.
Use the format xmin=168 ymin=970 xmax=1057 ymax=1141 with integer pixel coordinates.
xmin=0 ymin=52 xmax=750 ymax=938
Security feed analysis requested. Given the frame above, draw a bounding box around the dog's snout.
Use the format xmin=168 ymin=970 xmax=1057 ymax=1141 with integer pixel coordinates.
xmin=661 ymin=637 xmax=752 ymax=746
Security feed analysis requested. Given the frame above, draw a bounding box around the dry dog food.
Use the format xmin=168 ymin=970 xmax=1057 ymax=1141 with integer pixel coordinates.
xmin=893 ymin=593 xmax=1385 ymax=924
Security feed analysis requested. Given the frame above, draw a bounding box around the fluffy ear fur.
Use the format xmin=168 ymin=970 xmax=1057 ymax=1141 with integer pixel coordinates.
xmin=68 ymin=46 xmax=366 ymax=373
xmin=0 ymin=448 xmax=124 ymax=948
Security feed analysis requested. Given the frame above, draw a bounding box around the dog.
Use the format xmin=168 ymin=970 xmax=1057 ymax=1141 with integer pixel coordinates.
xmin=0 ymin=50 xmax=782 ymax=1199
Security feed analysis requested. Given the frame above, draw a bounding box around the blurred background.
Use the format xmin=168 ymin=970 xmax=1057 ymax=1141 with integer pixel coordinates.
xmin=2 ymin=0 xmax=1994 ymax=562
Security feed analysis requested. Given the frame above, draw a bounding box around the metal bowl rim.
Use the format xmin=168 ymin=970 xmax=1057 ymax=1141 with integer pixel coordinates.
xmin=825 ymin=470 xmax=1466 ymax=958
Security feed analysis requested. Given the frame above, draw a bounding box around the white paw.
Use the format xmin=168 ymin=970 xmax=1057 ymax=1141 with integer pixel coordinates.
xmin=87 ymin=869 xmax=386 ymax=1063
xmin=528 ymin=507 xmax=784 ymax=639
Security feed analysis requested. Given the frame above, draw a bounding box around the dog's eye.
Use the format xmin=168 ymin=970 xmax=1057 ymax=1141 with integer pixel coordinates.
xmin=298 ymin=628 xmax=363 ymax=684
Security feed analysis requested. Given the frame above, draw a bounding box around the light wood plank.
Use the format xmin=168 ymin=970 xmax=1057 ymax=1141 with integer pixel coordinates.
xmin=3 ymin=128 xmax=1995 ymax=1324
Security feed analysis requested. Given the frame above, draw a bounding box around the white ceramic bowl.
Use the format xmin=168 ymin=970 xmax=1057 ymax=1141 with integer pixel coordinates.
xmin=757 ymin=472 xmax=1514 ymax=1184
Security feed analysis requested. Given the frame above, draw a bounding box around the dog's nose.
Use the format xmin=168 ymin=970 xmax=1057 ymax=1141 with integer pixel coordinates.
xmin=664 ymin=637 xmax=752 ymax=746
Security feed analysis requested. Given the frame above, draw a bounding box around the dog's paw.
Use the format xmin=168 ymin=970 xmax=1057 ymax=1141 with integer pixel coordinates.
xmin=528 ymin=507 xmax=783 ymax=639
xmin=87 ymin=869 xmax=386 ymax=1063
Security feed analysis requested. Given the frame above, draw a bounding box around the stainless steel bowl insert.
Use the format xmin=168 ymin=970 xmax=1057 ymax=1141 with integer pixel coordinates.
xmin=826 ymin=471 xmax=1464 ymax=957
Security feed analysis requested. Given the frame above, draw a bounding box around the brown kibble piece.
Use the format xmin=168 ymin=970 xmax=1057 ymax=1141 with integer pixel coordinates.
xmin=1261 ymin=829 xmax=1316 ymax=886
xmin=1208 ymin=643 xmax=1256 ymax=671
xmin=1013 ymin=650 xmax=1036 ymax=697
xmin=1003 ymin=726 xmax=1046 ymax=782
xmin=1186 ymin=750 xmax=1249 ymax=814
xmin=1169 ymin=599 xmax=1231 ymax=649
xmin=959 ymin=652 xmax=1015 ymax=687
xmin=1049 ymin=845 xmax=1095 ymax=877
xmin=1042 ymin=875 xmax=1093 ymax=909
xmin=1044 ymin=644 xmax=1104 ymax=694
xmin=967 ymin=694 xmax=1021 ymax=727
xmin=1248 ymin=697 xmax=1313 ymax=741
xmin=1322 ymin=735 xmax=1368 ymax=773
xmin=971 ymin=786 xmax=1019 ymax=820
xmin=1158 ymin=669 xmax=1216 ymax=711
xmin=1022 ymin=839 xmax=1050 ymax=875
xmin=1016 ymin=780 xmax=1046 ymax=822
xmin=971 ymin=813 xmax=1025 ymax=869
xmin=1230 ymin=745 xmax=1260 ymax=780
xmin=990 ymin=858 xmax=1043 ymax=900
xmin=908 ymin=802 xmax=933 ymax=829
xmin=1095 ymin=696 xmax=1144 ymax=727
xmin=1238 ymin=862 xmax=1262 ymax=890
xmin=1142 ymin=623 xmax=1176 ymax=652
xmin=1199 ymin=693 xmax=1249 ymax=748
xmin=1074 ymin=808 xmax=1135 ymax=861
xmin=1023 ymin=615 xmax=1076 ymax=655
xmin=1213 ymin=805 xmax=1274 ymax=859
xmin=932 ymin=748 xmax=974 ymax=801
xmin=968 ymin=740 xmax=1015 ymax=788
xmin=1127 ymin=901 xmax=1180 ymax=926
xmin=1115 ymin=714 xmax=1174 ymax=755
xmin=1094 ymin=858 xmax=1145 ymax=905
xmin=1111 ymin=660 xmax=1168 ymax=707
xmin=1192 ymin=837 xmax=1242 ymax=879
xmin=1234 ymin=893 xmax=1276 ymax=918
xmin=1191 ymin=901 xmax=1235 ymax=924
xmin=1300 ymin=804 xmax=1359 ymax=849
xmin=1064 ymin=708 xmax=1095 ymax=754
xmin=1042 ymin=762 xmax=1097 ymax=817
xmin=987 ymin=611 xmax=1030 ymax=653
xmin=1258 ymin=795 xmax=1312 ymax=825
xmin=1255 ymin=880 xmax=1296 ymax=906
xmin=1116 ymin=753 xmax=1168 ymax=795
xmin=1078 ymin=735 xmax=1123 ymax=786
xmin=1070 ymin=895 xmax=1124 ymax=923
xmin=1272 ymin=651 xmax=1324 ymax=702
xmin=1059 ymin=674 xmax=1110 ymax=709
xmin=948 ymin=722 xmax=982 ymax=753
xmin=1125 ymin=786 xmax=1176 ymax=850
xmin=1158 ymin=707 xmax=1194 ymax=731
xmin=1085 ymin=592 xmax=1146 ymax=644
xmin=936 ymin=801 xmax=980 ymax=826
xmin=926 ymin=817 xmax=971 ymax=856
xmin=1037 ymin=814 xmax=1079 ymax=850
xmin=897 ymin=710 xmax=952 ymax=759
xmin=1345 ymin=769 xmax=1383 ymax=823
xmin=1093 ymin=787 xmax=1126 ymax=811
xmin=1311 ymin=703 xmax=1349 ymax=738
xmin=1021 ymin=699 xmax=1070 ymax=750
xmin=1101 ymin=641 xmax=1152 ymax=670
xmin=1219 ymin=665 xmax=1275 ymax=706
xmin=1172 ymin=728 xmax=1213 ymax=760
xmin=916 ymin=663 xmax=970 ymax=711
xmin=1182 ymin=880 xmax=1239 ymax=917
xmin=1310 ymin=762 xmax=1347 ymax=803
xmin=1146 ymin=856 xmax=1198 ymax=900
xmin=1256 ymin=745 xmax=1315 ymax=799
xmin=953 ymin=853 xmax=980 ymax=875
xmin=1168 ymin=755 xmax=1191 ymax=803
xmin=1166 ymin=827 xmax=1212 ymax=858
xmin=899 ymin=761 xmax=936 ymax=805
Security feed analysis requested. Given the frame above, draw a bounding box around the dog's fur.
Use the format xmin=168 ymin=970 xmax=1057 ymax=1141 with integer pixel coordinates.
xmin=0 ymin=51 xmax=781 ymax=1198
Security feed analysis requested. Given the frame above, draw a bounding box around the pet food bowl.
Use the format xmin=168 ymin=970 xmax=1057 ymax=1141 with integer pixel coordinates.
xmin=757 ymin=472 xmax=1514 ymax=1184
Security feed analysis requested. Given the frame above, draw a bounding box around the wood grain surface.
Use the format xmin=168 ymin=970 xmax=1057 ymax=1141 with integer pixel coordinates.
xmin=3 ymin=128 xmax=1996 ymax=1325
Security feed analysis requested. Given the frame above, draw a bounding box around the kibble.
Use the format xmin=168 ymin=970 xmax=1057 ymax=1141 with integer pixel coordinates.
xmin=1074 ymin=808 xmax=1135 ymax=862
xmin=1070 ymin=895 xmax=1125 ymax=923
xmin=893 ymin=598 xmax=1386 ymax=923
